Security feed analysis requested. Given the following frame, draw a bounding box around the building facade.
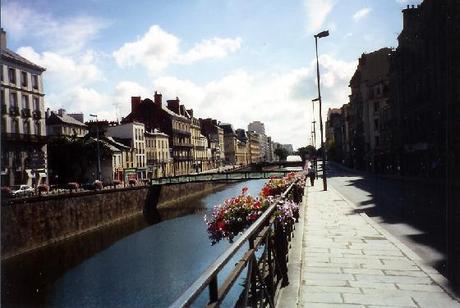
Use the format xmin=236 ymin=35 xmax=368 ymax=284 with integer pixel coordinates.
xmin=247 ymin=131 xmax=262 ymax=163
xmin=46 ymin=109 xmax=88 ymax=138
xmin=1 ymin=29 xmax=48 ymax=187
xmin=248 ymin=121 xmax=269 ymax=161
xmin=200 ymin=118 xmax=225 ymax=168
xmin=106 ymin=121 xmax=147 ymax=180
xmin=145 ymin=129 xmax=172 ymax=178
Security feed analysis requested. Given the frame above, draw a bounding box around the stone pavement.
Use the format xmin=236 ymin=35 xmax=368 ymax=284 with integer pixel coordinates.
xmin=276 ymin=184 xmax=460 ymax=308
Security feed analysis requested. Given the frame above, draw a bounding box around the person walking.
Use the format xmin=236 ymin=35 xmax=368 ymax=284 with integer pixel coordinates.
xmin=307 ymin=167 xmax=315 ymax=186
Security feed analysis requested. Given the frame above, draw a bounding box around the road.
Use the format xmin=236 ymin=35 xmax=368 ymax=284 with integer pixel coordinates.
xmin=323 ymin=162 xmax=448 ymax=276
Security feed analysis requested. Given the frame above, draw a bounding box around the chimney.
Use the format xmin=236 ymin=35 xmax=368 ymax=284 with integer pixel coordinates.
xmin=179 ymin=104 xmax=186 ymax=116
xmin=58 ymin=108 xmax=66 ymax=117
xmin=0 ymin=28 xmax=6 ymax=49
xmin=131 ymin=96 xmax=141 ymax=113
xmin=187 ymin=109 xmax=193 ymax=117
xmin=167 ymin=98 xmax=180 ymax=114
xmin=154 ymin=91 xmax=162 ymax=107
xmin=211 ymin=119 xmax=218 ymax=126
xmin=402 ymin=4 xmax=419 ymax=30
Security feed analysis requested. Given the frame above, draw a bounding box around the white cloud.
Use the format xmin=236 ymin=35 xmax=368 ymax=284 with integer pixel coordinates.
xmin=113 ymin=25 xmax=242 ymax=76
xmin=149 ymin=54 xmax=356 ymax=149
xmin=17 ymin=47 xmax=112 ymax=118
xmin=114 ymin=81 xmax=151 ymax=118
xmin=353 ymin=8 xmax=372 ymax=22
xmin=2 ymin=2 xmax=109 ymax=54
xmin=304 ymin=0 xmax=336 ymax=33
xmin=113 ymin=25 xmax=180 ymax=76
xmin=177 ymin=37 xmax=242 ymax=64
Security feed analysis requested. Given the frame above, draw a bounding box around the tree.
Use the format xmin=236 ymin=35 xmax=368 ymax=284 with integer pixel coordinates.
xmin=274 ymin=148 xmax=288 ymax=161
xmin=296 ymin=146 xmax=317 ymax=161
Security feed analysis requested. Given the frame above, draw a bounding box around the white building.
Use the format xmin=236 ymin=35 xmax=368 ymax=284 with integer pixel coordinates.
xmin=106 ymin=121 xmax=147 ymax=180
xmin=248 ymin=121 xmax=269 ymax=161
xmin=46 ymin=109 xmax=88 ymax=137
xmin=1 ymin=29 xmax=48 ymax=187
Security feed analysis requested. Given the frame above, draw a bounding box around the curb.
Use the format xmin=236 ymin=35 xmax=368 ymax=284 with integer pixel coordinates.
xmin=328 ymin=185 xmax=460 ymax=303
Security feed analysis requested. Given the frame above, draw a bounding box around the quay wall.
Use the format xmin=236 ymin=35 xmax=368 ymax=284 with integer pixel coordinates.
xmin=1 ymin=182 xmax=227 ymax=259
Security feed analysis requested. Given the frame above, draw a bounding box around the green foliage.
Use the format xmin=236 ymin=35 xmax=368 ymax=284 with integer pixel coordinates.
xmin=274 ymin=148 xmax=288 ymax=161
xmin=48 ymin=136 xmax=113 ymax=184
xmin=296 ymin=146 xmax=317 ymax=161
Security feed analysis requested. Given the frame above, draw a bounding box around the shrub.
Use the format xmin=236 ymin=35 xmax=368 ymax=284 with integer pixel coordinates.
xmin=37 ymin=184 xmax=50 ymax=195
xmin=94 ymin=180 xmax=103 ymax=190
xmin=67 ymin=182 xmax=79 ymax=190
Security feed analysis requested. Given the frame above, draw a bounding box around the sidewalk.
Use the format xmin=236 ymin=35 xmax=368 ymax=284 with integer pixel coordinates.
xmin=277 ymin=184 xmax=460 ymax=307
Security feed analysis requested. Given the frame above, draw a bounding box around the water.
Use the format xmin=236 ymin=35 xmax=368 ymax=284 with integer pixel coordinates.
xmin=1 ymin=179 xmax=267 ymax=307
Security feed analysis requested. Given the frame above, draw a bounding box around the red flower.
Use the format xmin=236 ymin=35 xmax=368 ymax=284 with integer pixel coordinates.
xmin=242 ymin=186 xmax=248 ymax=195
xmin=216 ymin=220 xmax=226 ymax=231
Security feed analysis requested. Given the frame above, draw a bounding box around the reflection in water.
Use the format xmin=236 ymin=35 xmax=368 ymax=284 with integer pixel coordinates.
xmin=2 ymin=179 xmax=266 ymax=307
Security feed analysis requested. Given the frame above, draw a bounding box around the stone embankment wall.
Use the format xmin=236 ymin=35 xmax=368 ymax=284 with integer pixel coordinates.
xmin=1 ymin=182 xmax=226 ymax=259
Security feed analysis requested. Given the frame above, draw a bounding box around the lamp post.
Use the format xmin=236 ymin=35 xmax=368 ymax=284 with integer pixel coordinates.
xmin=90 ymin=114 xmax=101 ymax=181
xmin=314 ymin=30 xmax=329 ymax=191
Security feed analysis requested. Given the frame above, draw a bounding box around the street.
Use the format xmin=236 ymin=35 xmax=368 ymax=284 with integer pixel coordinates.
xmin=325 ymin=162 xmax=449 ymax=277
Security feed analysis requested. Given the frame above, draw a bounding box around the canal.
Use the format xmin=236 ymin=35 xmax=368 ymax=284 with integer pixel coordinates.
xmin=1 ymin=179 xmax=267 ymax=307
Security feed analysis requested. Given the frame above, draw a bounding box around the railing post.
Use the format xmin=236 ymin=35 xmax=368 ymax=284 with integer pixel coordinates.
xmin=249 ymin=237 xmax=258 ymax=308
xmin=208 ymin=276 xmax=219 ymax=306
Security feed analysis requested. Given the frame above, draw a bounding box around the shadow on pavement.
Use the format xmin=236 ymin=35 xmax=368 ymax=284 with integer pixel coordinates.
xmin=327 ymin=162 xmax=459 ymax=296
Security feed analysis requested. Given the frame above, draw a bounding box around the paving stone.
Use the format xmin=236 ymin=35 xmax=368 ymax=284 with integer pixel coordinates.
xmin=343 ymin=292 xmax=416 ymax=307
xmin=302 ymin=286 xmax=361 ymax=294
xmin=354 ymin=274 xmax=432 ymax=284
xmin=303 ymin=272 xmax=355 ymax=281
xmin=396 ymin=283 xmax=445 ymax=292
xmin=300 ymin=303 xmax=364 ymax=308
xmin=342 ymin=268 xmax=384 ymax=275
xmin=303 ymin=266 xmax=343 ymax=273
xmin=348 ymin=281 xmax=398 ymax=290
xmin=302 ymin=292 xmax=343 ymax=304
xmin=384 ymin=270 xmax=429 ymax=277
xmin=303 ymin=279 xmax=349 ymax=287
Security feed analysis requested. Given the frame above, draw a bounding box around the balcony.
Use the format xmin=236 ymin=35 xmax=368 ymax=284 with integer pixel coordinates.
xmin=32 ymin=110 xmax=42 ymax=119
xmin=9 ymin=106 xmax=19 ymax=116
xmin=21 ymin=108 xmax=31 ymax=118
xmin=172 ymin=140 xmax=193 ymax=148
xmin=172 ymin=128 xmax=191 ymax=136
xmin=2 ymin=132 xmax=47 ymax=143
xmin=174 ymin=155 xmax=193 ymax=161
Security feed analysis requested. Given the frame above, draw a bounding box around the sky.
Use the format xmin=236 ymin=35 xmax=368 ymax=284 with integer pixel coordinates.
xmin=1 ymin=0 xmax=422 ymax=149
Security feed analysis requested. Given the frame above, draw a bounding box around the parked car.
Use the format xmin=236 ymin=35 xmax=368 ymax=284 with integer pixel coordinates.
xmin=11 ymin=185 xmax=34 ymax=197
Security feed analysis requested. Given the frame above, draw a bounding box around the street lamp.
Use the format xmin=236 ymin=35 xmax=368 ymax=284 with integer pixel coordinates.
xmin=314 ymin=30 xmax=329 ymax=191
xmin=90 ymin=114 xmax=101 ymax=181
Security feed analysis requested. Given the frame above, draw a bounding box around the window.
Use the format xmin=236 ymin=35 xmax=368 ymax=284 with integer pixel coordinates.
xmin=10 ymin=92 xmax=18 ymax=107
xmin=21 ymin=71 xmax=27 ymax=87
xmin=11 ymin=119 xmax=19 ymax=134
xmin=34 ymin=121 xmax=41 ymax=135
xmin=22 ymin=95 xmax=29 ymax=109
xmin=23 ymin=120 xmax=30 ymax=134
xmin=374 ymin=101 xmax=380 ymax=113
xmin=33 ymin=97 xmax=39 ymax=111
xmin=8 ymin=68 xmax=16 ymax=84
xmin=32 ymin=75 xmax=39 ymax=89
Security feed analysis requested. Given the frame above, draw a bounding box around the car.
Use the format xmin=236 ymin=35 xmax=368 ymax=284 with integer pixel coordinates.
xmin=11 ymin=185 xmax=34 ymax=197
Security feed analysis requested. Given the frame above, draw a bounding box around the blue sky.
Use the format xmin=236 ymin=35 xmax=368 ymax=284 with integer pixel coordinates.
xmin=2 ymin=0 xmax=421 ymax=149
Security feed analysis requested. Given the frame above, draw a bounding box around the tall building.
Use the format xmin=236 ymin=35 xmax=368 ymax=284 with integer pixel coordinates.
xmin=347 ymin=48 xmax=392 ymax=171
xmin=144 ymin=129 xmax=172 ymax=178
xmin=1 ymin=29 xmax=48 ymax=187
xmin=219 ymin=123 xmax=238 ymax=165
xmin=247 ymin=131 xmax=261 ymax=163
xmin=248 ymin=121 xmax=269 ymax=161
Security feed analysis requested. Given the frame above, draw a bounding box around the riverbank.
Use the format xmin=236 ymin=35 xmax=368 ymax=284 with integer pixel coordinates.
xmin=1 ymin=181 xmax=228 ymax=259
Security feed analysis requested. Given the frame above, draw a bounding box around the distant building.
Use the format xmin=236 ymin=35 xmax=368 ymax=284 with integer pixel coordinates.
xmin=281 ymin=144 xmax=294 ymax=154
xmin=219 ymin=123 xmax=237 ymax=165
xmin=122 ymin=92 xmax=193 ymax=176
xmin=248 ymin=121 xmax=269 ymax=161
xmin=247 ymin=131 xmax=261 ymax=163
xmin=200 ymin=118 xmax=225 ymax=168
xmin=46 ymin=109 xmax=88 ymax=137
xmin=106 ymin=121 xmax=147 ymax=180
xmin=325 ymin=108 xmax=344 ymax=163
xmin=1 ymin=29 xmax=48 ymax=186
xmin=145 ymin=129 xmax=172 ymax=178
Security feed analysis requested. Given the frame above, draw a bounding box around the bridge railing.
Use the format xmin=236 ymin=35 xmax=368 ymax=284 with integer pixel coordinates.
xmin=170 ymin=181 xmax=299 ymax=307
xmin=150 ymin=171 xmax=292 ymax=185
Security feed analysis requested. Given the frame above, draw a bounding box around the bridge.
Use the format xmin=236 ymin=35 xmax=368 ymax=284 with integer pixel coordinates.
xmin=149 ymin=170 xmax=298 ymax=185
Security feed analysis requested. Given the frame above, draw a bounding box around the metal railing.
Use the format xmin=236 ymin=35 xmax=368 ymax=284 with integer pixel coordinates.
xmin=171 ymin=182 xmax=298 ymax=307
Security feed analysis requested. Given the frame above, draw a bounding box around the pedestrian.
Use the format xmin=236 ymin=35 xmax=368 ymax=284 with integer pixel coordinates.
xmin=307 ymin=167 xmax=315 ymax=186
